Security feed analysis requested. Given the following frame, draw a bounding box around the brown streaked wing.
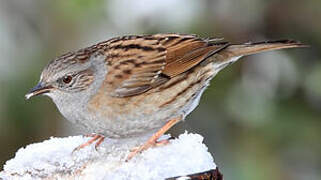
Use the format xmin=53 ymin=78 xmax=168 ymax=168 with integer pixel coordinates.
xmin=105 ymin=34 xmax=228 ymax=97
xmin=154 ymin=34 xmax=229 ymax=77
xmin=105 ymin=35 xmax=168 ymax=97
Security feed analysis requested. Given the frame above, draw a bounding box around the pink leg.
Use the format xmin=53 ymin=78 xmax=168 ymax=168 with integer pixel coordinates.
xmin=73 ymin=134 xmax=105 ymax=152
xmin=126 ymin=116 xmax=181 ymax=161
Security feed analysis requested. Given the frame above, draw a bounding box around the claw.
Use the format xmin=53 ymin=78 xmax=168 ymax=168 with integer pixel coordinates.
xmin=73 ymin=134 xmax=105 ymax=153
xmin=126 ymin=116 xmax=181 ymax=161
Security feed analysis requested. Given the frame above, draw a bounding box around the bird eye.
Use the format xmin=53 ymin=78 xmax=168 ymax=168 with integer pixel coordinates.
xmin=62 ymin=75 xmax=72 ymax=84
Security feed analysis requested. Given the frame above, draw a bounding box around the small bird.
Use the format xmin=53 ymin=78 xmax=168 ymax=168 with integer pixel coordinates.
xmin=25 ymin=34 xmax=305 ymax=160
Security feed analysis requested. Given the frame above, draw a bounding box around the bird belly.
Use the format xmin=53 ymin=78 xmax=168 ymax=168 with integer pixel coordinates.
xmin=86 ymin=63 xmax=216 ymax=138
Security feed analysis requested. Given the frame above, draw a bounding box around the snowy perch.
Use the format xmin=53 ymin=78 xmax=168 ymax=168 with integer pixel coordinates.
xmin=0 ymin=133 xmax=221 ymax=180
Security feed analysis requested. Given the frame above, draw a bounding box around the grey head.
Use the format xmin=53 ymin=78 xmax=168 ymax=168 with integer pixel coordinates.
xmin=25 ymin=48 xmax=108 ymax=119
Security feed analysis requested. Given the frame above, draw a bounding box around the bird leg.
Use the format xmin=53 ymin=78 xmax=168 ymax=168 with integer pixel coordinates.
xmin=129 ymin=137 xmax=174 ymax=152
xmin=73 ymin=134 xmax=105 ymax=152
xmin=126 ymin=116 xmax=182 ymax=161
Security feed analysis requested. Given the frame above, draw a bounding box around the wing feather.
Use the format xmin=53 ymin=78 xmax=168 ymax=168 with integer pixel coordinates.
xmin=105 ymin=34 xmax=227 ymax=97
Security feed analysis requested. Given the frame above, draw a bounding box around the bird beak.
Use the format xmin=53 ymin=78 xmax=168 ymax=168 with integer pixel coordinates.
xmin=25 ymin=82 xmax=53 ymax=100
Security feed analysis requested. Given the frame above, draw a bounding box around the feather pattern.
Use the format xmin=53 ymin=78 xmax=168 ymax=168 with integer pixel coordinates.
xmin=104 ymin=34 xmax=228 ymax=97
xmin=48 ymin=34 xmax=304 ymax=98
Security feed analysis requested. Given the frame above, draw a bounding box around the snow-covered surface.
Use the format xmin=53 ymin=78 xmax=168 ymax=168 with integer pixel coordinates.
xmin=0 ymin=132 xmax=216 ymax=180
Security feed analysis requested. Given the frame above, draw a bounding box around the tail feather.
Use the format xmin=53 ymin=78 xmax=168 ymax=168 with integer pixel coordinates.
xmin=223 ymin=40 xmax=307 ymax=58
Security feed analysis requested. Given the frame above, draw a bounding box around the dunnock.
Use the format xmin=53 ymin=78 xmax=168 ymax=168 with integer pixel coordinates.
xmin=25 ymin=34 xmax=305 ymax=160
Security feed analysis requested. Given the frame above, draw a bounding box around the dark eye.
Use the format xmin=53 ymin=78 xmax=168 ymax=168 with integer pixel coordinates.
xmin=62 ymin=75 xmax=72 ymax=84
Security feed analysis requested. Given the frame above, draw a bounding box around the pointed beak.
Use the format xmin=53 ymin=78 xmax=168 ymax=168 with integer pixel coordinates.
xmin=25 ymin=82 xmax=53 ymax=100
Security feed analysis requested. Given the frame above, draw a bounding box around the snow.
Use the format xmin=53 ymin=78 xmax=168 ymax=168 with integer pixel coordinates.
xmin=1 ymin=132 xmax=216 ymax=180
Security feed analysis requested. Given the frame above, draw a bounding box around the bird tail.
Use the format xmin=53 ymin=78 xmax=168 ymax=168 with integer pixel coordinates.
xmin=223 ymin=40 xmax=307 ymax=58
xmin=206 ymin=39 xmax=307 ymax=71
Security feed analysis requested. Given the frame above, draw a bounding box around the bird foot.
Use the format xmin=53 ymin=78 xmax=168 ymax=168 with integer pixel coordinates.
xmin=129 ymin=138 xmax=171 ymax=152
xmin=127 ymin=138 xmax=171 ymax=161
xmin=72 ymin=134 xmax=105 ymax=153
xmin=126 ymin=117 xmax=181 ymax=161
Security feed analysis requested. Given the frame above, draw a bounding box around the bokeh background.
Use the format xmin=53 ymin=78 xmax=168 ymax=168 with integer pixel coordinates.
xmin=0 ymin=0 xmax=320 ymax=179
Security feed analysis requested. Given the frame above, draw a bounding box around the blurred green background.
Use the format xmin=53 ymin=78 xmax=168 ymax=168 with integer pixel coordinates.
xmin=0 ymin=0 xmax=320 ymax=179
